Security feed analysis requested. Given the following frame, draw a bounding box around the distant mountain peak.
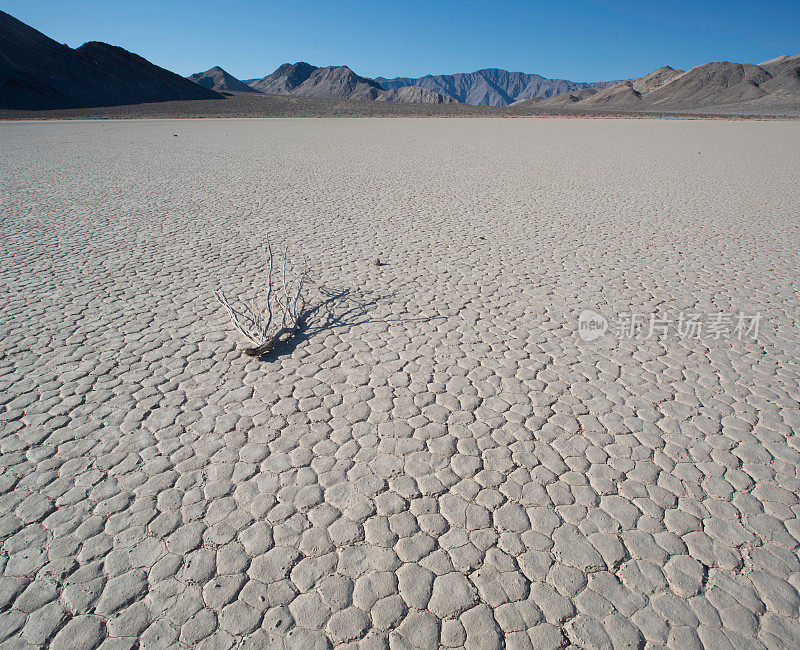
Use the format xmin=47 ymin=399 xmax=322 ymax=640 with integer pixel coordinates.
xmin=250 ymin=61 xmax=319 ymax=93
xmin=188 ymin=66 xmax=260 ymax=93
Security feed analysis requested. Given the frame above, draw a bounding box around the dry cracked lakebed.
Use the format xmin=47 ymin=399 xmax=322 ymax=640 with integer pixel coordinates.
xmin=1 ymin=117 xmax=800 ymax=648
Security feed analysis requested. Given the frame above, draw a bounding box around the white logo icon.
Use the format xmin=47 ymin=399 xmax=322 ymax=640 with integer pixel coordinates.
xmin=578 ymin=310 xmax=608 ymax=342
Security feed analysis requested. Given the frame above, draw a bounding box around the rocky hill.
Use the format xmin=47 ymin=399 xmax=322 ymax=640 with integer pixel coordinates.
xmin=510 ymin=58 xmax=800 ymax=113
xmin=376 ymin=68 xmax=616 ymax=106
xmin=0 ymin=10 xmax=220 ymax=110
xmin=188 ymin=66 xmax=260 ymax=93
xmin=248 ymin=62 xmax=455 ymax=103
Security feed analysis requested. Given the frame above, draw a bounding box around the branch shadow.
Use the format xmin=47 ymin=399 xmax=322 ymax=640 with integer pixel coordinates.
xmin=252 ymin=284 xmax=444 ymax=360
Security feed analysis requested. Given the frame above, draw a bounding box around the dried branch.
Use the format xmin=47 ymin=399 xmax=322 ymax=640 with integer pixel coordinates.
xmin=215 ymin=239 xmax=308 ymax=357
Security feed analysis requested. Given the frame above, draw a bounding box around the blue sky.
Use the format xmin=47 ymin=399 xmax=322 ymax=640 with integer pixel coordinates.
xmin=6 ymin=1 xmax=800 ymax=81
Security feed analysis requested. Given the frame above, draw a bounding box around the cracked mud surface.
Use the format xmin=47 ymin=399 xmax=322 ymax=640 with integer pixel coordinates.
xmin=1 ymin=117 xmax=800 ymax=648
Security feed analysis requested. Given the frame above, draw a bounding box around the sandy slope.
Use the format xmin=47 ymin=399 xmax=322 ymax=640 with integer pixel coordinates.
xmin=1 ymin=118 xmax=800 ymax=648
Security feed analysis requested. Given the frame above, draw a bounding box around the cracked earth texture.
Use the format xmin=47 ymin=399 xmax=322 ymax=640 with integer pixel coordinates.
xmin=1 ymin=117 xmax=800 ymax=649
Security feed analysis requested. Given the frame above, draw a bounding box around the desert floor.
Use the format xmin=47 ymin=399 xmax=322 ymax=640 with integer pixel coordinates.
xmin=1 ymin=92 xmax=798 ymax=120
xmin=1 ymin=118 xmax=800 ymax=649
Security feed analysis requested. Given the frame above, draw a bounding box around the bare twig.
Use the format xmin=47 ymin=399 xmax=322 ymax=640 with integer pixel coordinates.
xmin=215 ymin=238 xmax=308 ymax=356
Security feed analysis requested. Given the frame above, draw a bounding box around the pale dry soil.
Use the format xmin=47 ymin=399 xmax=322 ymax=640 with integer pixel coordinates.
xmin=1 ymin=118 xmax=799 ymax=649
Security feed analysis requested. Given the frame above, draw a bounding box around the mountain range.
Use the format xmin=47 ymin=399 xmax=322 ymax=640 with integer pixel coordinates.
xmin=1 ymin=9 xmax=798 ymax=115
xmin=199 ymin=63 xmax=610 ymax=106
xmin=202 ymin=59 xmax=800 ymax=113
xmin=198 ymin=62 xmax=457 ymax=104
xmin=511 ymin=56 xmax=800 ymax=113
xmin=0 ymin=10 xmax=219 ymax=110
xmin=376 ymin=69 xmax=616 ymax=106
